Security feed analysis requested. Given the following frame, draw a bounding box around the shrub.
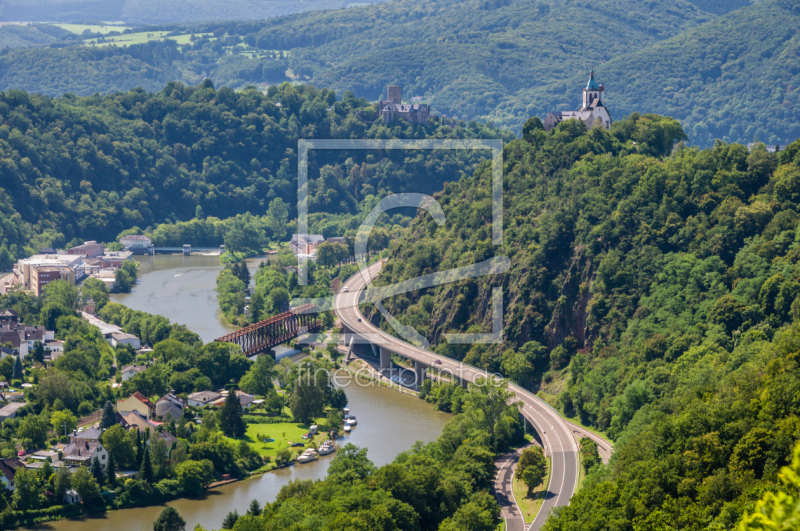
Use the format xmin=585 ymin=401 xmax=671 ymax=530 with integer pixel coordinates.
xmin=154 ymin=479 xmax=183 ymax=501
xmin=59 ymin=435 xmax=69 ymax=444
xmin=78 ymin=401 xmax=94 ymax=416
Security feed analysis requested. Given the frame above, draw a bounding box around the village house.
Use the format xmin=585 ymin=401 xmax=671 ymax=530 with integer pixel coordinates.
xmin=155 ymin=392 xmax=187 ymax=421
xmin=0 ymin=458 xmax=23 ymax=491
xmin=210 ymin=390 xmax=255 ymax=409
xmin=290 ymin=234 xmax=325 ymax=256
xmin=62 ymin=440 xmax=108 ymax=468
xmin=116 ymin=391 xmax=156 ymax=419
xmin=0 ymin=402 xmax=26 ymax=422
xmin=68 ymin=427 xmax=101 ymax=444
xmin=111 ymin=332 xmax=141 ymax=349
xmin=187 ymin=390 xmax=222 ymax=408
xmin=0 ymin=309 xmax=55 ymax=359
xmin=119 ymin=365 xmax=147 ymax=381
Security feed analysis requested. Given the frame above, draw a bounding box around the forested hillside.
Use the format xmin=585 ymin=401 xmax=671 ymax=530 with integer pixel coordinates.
xmin=0 ymin=0 xmax=792 ymax=146
xmin=367 ymin=114 xmax=800 ymax=528
xmin=491 ymin=0 xmax=800 ymax=147
xmin=0 ymin=81 xmax=509 ymax=269
xmin=0 ymin=0 xmax=390 ymax=24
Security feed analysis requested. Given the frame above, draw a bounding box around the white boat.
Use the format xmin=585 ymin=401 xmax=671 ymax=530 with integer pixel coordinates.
xmin=318 ymin=441 xmax=336 ymax=455
xmin=297 ymin=449 xmax=317 ymax=463
xmin=342 ymin=407 xmax=350 ymax=416
xmin=343 ymin=424 xmax=351 ymax=433
xmin=346 ymin=416 xmax=357 ymax=426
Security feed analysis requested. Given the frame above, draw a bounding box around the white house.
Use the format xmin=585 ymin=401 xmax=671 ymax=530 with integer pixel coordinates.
xmin=187 ymin=390 xmax=222 ymax=408
xmin=120 ymin=365 xmax=147 ymax=381
xmin=0 ymin=458 xmax=23 ymax=491
xmin=111 ymin=332 xmax=141 ymax=349
xmin=62 ymin=441 xmax=108 ymax=468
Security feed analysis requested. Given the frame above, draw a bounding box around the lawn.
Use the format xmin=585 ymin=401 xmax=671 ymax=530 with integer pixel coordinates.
xmin=512 ymin=456 xmax=551 ymax=525
xmin=223 ymin=416 xmax=332 ymax=460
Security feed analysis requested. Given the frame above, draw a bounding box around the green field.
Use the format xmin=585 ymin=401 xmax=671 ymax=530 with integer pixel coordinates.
xmin=55 ymin=24 xmax=131 ymax=35
xmin=224 ymin=417 xmax=333 ymax=460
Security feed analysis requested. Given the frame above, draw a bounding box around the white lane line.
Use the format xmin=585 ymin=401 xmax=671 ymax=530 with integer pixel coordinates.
xmin=338 ymin=263 xmax=580 ymax=531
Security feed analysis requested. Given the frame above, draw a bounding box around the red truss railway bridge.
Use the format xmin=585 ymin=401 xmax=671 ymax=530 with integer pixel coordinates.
xmin=215 ymin=304 xmax=321 ymax=357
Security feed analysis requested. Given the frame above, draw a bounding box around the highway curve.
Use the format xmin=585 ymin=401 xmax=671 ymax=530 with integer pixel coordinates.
xmin=333 ymin=261 xmax=606 ymax=531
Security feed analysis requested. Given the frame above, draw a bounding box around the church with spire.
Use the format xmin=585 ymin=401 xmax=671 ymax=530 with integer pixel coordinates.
xmin=544 ymin=70 xmax=612 ymax=131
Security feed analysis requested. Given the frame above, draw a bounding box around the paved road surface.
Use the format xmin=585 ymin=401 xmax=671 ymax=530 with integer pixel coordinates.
xmin=333 ymin=262 xmax=606 ymax=531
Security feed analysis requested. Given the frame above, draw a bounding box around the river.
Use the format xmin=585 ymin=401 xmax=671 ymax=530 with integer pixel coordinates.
xmin=33 ymin=254 xmax=451 ymax=531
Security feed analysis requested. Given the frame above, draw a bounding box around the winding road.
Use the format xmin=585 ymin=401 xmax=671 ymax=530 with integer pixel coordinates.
xmin=333 ymin=261 xmax=614 ymax=530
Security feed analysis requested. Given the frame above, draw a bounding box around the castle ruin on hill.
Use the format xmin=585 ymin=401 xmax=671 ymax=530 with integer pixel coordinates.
xmin=379 ymin=86 xmax=430 ymax=125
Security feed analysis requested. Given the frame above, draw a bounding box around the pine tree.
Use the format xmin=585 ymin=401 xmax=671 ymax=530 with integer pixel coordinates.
xmin=221 ymin=510 xmax=239 ymax=529
xmin=153 ymin=506 xmax=186 ymax=531
xmin=140 ymin=447 xmax=154 ymax=484
xmin=100 ymin=401 xmax=116 ymax=430
xmin=12 ymin=356 xmax=22 ymax=380
xmin=106 ymin=451 xmax=117 ymax=488
xmin=136 ymin=430 xmax=144 ymax=467
xmin=219 ymin=391 xmax=246 ymax=438
xmin=91 ymin=455 xmax=105 ymax=488
xmin=247 ymin=499 xmax=261 ymax=516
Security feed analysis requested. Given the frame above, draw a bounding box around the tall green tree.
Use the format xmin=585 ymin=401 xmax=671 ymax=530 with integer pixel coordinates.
xmin=43 ymin=279 xmax=79 ymax=310
xmin=153 ymin=507 xmax=186 ymax=531
xmin=518 ymin=446 xmax=547 ymax=496
xmin=220 ymin=391 xmax=246 ymax=438
xmin=140 ymin=446 xmax=154 ymax=484
xmin=91 ymin=455 xmax=105 ymax=488
xmin=11 ymin=468 xmax=40 ymax=511
xmin=12 ymin=356 xmax=22 ymax=380
xmin=106 ymin=451 xmax=117 ymax=488
xmin=100 ymin=400 xmax=116 ymax=430
xmin=239 ymin=354 xmax=275 ymax=397
xmin=290 ymin=370 xmax=325 ymax=424
xmin=54 ymin=467 xmax=72 ymax=503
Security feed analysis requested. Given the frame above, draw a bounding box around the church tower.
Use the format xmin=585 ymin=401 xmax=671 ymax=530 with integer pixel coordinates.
xmin=581 ymin=69 xmax=605 ymax=111
xmin=544 ymin=69 xmax=612 ymax=131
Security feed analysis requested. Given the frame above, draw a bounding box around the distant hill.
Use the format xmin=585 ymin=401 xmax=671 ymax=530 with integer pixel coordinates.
xmin=253 ymin=0 xmax=716 ymax=120
xmin=0 ymin=0 xmax=391 ymax=25
xmin=0 ymin=0 xmax=794 ymax=146
xmin=490 ymin=0 xmax=800 ymax=146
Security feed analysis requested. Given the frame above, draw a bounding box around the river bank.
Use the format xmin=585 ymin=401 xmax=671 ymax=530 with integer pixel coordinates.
xmin=39 ymin=256 xmax=453 ymax=531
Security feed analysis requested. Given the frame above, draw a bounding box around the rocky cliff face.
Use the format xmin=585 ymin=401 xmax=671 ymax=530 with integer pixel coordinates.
xmin=545 ymin=246 xmax=595 ymax=350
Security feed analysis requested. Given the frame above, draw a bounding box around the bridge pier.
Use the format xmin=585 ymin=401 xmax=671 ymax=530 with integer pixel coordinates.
xmin=379 ymin=346 xmax=392 ymax=370
xmin=183 ymin=244 xmax=191 ymax=256
xmin=414 ymin=361 xmax=427 ymax=389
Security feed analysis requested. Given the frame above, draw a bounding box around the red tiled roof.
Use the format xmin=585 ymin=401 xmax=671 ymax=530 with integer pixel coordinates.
xmin=118 ymin=391 xmax=154 ymax=409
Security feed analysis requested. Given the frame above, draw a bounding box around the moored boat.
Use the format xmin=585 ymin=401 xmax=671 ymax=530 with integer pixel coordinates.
xmin=297 ymin=449 xmax=317 ymax=463
xmin=319 ymin=441 xmax=336 ymax=455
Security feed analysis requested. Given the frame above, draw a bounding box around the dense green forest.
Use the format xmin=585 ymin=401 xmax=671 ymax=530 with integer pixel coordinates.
xmin=0 ymin=0 xmax=390 ymax=24
xmin=0 ymin=0 xmax=793 ymax=146
xmin=366 ymin=112 xmax=800 ymax=528
xmin=0 ymin=81 xmax=508 ymax=269
xmin=492 ymin=0 xmax=800 ymax=147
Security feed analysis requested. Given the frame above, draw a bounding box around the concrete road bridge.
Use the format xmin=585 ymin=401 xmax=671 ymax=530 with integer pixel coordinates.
xmin=334 ymin=261 xmax=613 ymax=531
